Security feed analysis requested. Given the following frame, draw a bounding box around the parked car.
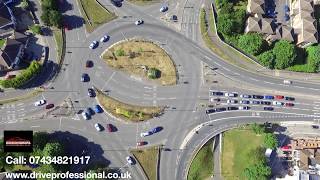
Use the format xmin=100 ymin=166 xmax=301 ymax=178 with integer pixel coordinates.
xmin=82 ymin=112 xmax=90 ymax=120
xmin=126 ymin=156 xmax=134 ymax=165
xmin=251 ymin=100 xmax=260 ymax=104
xmin=252 ymin=95 xmax=264 ymax=99
xmin=140 ymin=131 xmax=153 ymax=137
xmin=34 ymin=99 xmax=46 ymax=106
xmin=238 ymin=106 xmax=249 ymax=110
xmin=94 ymin=105 xmax=103 ymax=113
xmin=227 ymin=99 xmax=238 ymax=104
xmin=275 ymin=95 xmax=284 ymax=99
xmin=137 ymin=141 xmax=147 ymax=146
xmin=86 ymin=107 xmax=94 ymax=116
xmin=227 ymin=106 xmax=238 ymax=111
xmin=89 ymin=41 xmax=98 ymax=49
xmin=264 ymin=107 xmax=274 ymax=111
xmin=135 ymin=20 xmax=144 ymax=25
xmin=110 ymin=0 xmax=121 ymax=7
xmin=151 ymin=126 xmax=163 ymax=133
xmin=240 ymin=94 xmax=251 ymax=98
xmin=86 ymin=60 xmax=93 ymax=68
xmin=206 ymin=109 xmax=215 ymax=114
xmin=210 ymin=98 xmax=220 ymax=102
xmin=45 ymin=104 xmax=54 ymax=109
xmin=224 ymin=92 xmax=237 ymax=97
xmin=106 ymin=124 xmax=113 ymax=132
xmin=160 ymin=6 xmax=168 ymax=12
xmin=285 ymin=96 xmax=295 ymax=101
xmin=170 ymin=15 xmax=178 ymax=21
xmin=81 ymin=73 xmax=89 ymax=82
xmin=260 ymin=101 xmax=271 ymax=105
xmin=240 ymin=100 xmax=250 ymax=104
xmin=88 ymin=88 xmax=95 ymax=97
xmin=94 ymin=123 xmax=102 ymax=131
xmin=273 ymin=101 xmax=283 ymax=106
xmin=211 ymin=91 xmax=224 ymax=96
xmin=216 ymin=107 xmax=227 ymax=112
xmin=100 ymin=35 xmax=109 ymax=42
xmin=285 ymin=102 xmax=294 ymax=107
xmin=264 ymin=95 xmax=274 ymax=99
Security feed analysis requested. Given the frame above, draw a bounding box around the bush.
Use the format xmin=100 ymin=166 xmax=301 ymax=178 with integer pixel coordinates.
xmin=306 ymin=45 xmax=320 ymax=72
xmin=263 ymin=133 xmax=278 ymax=149
xmin=233 ymin=9 xmax=246 ymax=34
xmin=29 ymin=25 xmax=42 ymax=35
xmin=147 ymin=68 xmax=160 ymax=79
xmin=115 ymin=49 xmax=125 ymax=56
xmin=238 ymin=33 xmax=267 ymax=56
xmin=217 ymin=14 xmax=236 ymax=36
xmin=273 ymin=40 xmax=297 ymax=69
xmin=0 ymin=61 xmax=41 ymax=88
xmin=258 ymin=50 xmax=275 ymax=69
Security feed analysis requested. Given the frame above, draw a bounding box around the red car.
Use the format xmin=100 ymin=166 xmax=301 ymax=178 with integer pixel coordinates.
xmin=275 ymin=95 xmax=284 ymax=99
xmin=106 ymin=124 xmax=113 ymax=132
xmin=136 ymin=141 xmax=147 ymax=146
xmin=285 ymin=103 xmax=294 ymax=107
xmin=45 ymin=104 xmax=54 ymax=109
xmin=85 ymin=60 xmax=92 ymax=68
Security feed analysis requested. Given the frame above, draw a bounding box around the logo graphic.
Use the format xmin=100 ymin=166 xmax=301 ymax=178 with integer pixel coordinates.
xmin=4 ymin=131 xmax=33 ymax=152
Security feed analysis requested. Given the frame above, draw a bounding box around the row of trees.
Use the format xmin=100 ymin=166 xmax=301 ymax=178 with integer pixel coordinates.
xmin=0 ymin=61 xmax=42 ymax=88
xmin=40 ymin=0 xmax=62 ymax=27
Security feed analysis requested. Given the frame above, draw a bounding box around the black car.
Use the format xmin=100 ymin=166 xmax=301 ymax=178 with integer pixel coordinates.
xmin=285 ymin=97 xmax=295 ymax=101
xmin=264 ymin=107 xmax=274 ymax=111
xmin=211 ymin=91 xmax=224 ymax=96
xmin=260 ymin=101 xmax=271 ymax=105
xmin=227 ymin=106 xmax=238 ymax=111
xmin=110 ymin=0 xmax=121 ymax=7
xmin=252 ymin=95 xmax=264 ymax=99
xmin=206 ymin=109 xmax=215 ymax=114
xmin=251 ymin=100 xmax=260 ymax=104
xmin=88 ymin=88 xmax=95 ymax=97
xmin=216 ymin=107 xmax=227 ymax=112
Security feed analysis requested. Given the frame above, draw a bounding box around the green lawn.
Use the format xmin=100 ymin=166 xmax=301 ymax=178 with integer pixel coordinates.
xmin=188 ymin=140 xmax=214 ymax=180
xmin=78 ymin=0 xmax=116 ymax=32
xmin=127 ymin=0 xmax=160 ymax=6
xmin=131 ymin=146 xmax=160 ymax=180
xmin=221 ymin=128 xmax=264 ymax=180
xmin=53 ymin=28 xmax=62 ymax=58
xmin=0 ymin=39 xmax=6 ymax=48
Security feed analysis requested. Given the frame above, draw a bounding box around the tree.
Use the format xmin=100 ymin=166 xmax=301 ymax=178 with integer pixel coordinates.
xmin=41 ymin=0 xmax=57 ymax=10
xmin=49 ymin=10 xmax=62 ymax=28
xmin=238 ymin=33 xmax=266 ymax=56
xmin=233 ymin=9 xmax=246 ymax=34
xmin=244 ymin=161 xmax=271 ymax=180
xmin=264 ymin=133 xmax=278 ymax=149
xmin=306 ymin=45 xmax=320 ymax=72
xmin=19 ymin=0 xmax=29 ymax=10
xmin=29 ymin=25 xmax=42 ymax=35
xmin=43 ymin=142 xmax=64 ymax=157
xmin=40 ymin=9 xmax=50 ymax=26
xmin=258 ymin=50 xmax=275 ymax=69
xmin=33 ymin=132 xmax=49 ymax=150
xmin=251 ymin=123 xmax=265 ymax=134
xmin=217 ymin=14 xmax=235 ymax=36
xmin=273 ymin=40 xmax=297 ymax=69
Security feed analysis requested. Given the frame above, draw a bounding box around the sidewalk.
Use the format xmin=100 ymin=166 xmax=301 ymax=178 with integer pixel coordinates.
xmin=202 ymin=0 xmax=320 ymax=83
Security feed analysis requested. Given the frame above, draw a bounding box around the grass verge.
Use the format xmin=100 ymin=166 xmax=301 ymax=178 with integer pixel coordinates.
xmin=131 ymin=146 xmax=160 ymax=180
xmin=127 ymin=0 xmax=160 ymax=6
xmin=221 ymin=128 xmax=264 ymax=180
xmin=102 ymin=40 xmax=177 ymax=86
xmin=0 ymin=39 xmax=5 ymax=48
xmin=187 ymin=140 xmax=214 ymax=180
xmin=78 ymin=0 xmax=116 ymax=32
xmin=0 ymin=88 xmax=43 ymax=105
xmin=53 ymin=28 xmax=62 ymax=58
xmin=96 ymin=89 xmax=164 ymax=122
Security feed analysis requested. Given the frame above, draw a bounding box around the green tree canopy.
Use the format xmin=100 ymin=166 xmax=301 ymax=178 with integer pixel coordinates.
xmin=48 ymin=10 xmax=62 ymax=28
xmin=217 ymin=14 xmax=236 ymax=36
xmin=29 ymin=25 xmax=42 ymax=35
xmin=33 ymin=132 xmax=49 ymax=150
xmin=251 ymin=123 xmax=266 ymax=135
xmin=41 ymin=0 xmax=57 ymax=10
xmin=263 ymin=133 xmax=278 ymax=149
xmin=258 ymin=50 xmax=275 ymax=69
xmin=43 ymin=142 xmax=64 ymax=157
xmin=238 ymin=33 xmax=266 ymax=56
xmin=244 ymin=161 xmax=271 ymax=180
xmin=306 ymin=45 xmax=320 ymax=72
xmin=273 ymin=40 xmax=297 ymax=69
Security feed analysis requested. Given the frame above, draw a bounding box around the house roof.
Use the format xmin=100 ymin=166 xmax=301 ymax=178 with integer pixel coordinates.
xmin=0 ymin=38 xmax=23 ymax=68
xmin=279 ymin=25 xmax=294 ymax=42
xmin=10 ymin=31 xmax=29 ymax=44
xmin=0 ymin=2 xmax=11 ymax=27
xmin=247 ymin=0 xmax=264 ymax=14
xmin=261 ymin=18 xmax=275 ymax=34
xmin=299 ymin=149 xmax=311 ymax=171
xmin=246 ymin=16 xmax=261 ymax=33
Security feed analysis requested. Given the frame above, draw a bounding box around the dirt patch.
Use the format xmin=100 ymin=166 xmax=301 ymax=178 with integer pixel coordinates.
xmin=101 ymin=40 xmax=177 ymax=86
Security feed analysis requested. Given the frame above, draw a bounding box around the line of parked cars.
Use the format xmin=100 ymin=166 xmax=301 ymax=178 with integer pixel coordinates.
xmin=211 ymin=91 xmax=295 ymax=101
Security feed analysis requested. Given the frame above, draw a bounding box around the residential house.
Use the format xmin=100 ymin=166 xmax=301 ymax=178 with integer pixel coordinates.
xmin=0 ymin=0 xmax=15 ymax=29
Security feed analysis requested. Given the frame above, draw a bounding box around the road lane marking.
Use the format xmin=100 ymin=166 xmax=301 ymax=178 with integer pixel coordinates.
xmin=101 ymin=72 xmax=116 ymax=91
xmin=31 ymin=125 xmax=40 ymax=128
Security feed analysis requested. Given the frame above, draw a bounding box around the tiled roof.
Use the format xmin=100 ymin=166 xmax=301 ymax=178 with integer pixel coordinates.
xmin=247 ymin=0 xmax=264 ymax=14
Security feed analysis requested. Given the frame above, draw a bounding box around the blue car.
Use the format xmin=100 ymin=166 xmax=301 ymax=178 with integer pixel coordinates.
xmin=86 ymin=108 xmax=94 ymax=116
xmin=264 ymin=107 xmax=274 ymax=111
xmin=94 ymin=105 xmax=103 ymax=113
xmin=151 ymin=126 xmax=163 ymax=134
xmin=264 ymin=95 xmax=274 ymax=99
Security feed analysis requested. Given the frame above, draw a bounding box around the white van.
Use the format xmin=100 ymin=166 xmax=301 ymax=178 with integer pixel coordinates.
xmin=283 ymin=80 xmax=292 ymax=84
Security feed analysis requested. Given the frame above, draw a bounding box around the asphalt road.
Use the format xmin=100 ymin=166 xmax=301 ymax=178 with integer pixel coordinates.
xmin=1 ymin=0 xmax=320 ymax=179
